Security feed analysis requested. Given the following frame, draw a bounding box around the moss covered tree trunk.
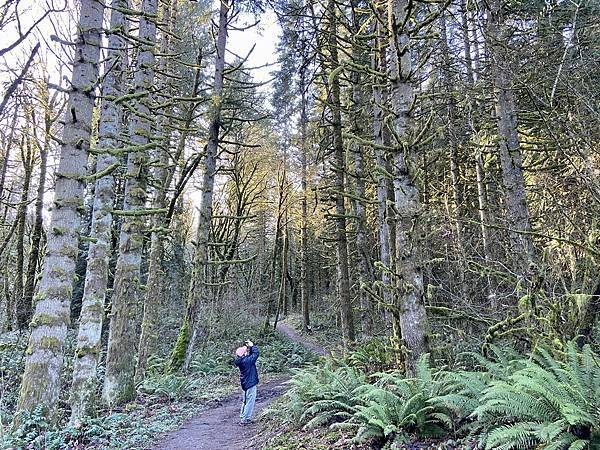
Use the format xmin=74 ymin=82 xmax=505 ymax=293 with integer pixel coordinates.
xmin=15 ymin=0 xmax=105 ymax=423
xmin=373 ymin=14 xmax=394 ymax=329
xmin=69 ymin=0 xmax=128 ymax=421
xmin=103 ymin=0 xmax=158 ymax=406
xmin=169 ymin=0 xmax=229 ymax=372
xmin=329 ymin=0 xmax=355 ymax=344
xmin=486 ymin=0 xmax=536 ymax=280
xmin=300 ymin=63 xmax=310 ymax=332
xmin=388 ymin=0 xmax=429 ymax=374
xmin=14 ymin=134 xmax=33 ymax=329
xmin=22 ymin=83 xmax=52 ymax=330
xmin=350 ymin=2 xmax=373 ymax=337
xmin=135 ymin=0 xmax=178 ymax=383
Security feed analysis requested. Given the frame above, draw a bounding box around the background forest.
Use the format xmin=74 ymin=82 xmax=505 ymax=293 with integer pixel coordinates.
xmin=0 ymin=0 xmax=599 ymax=448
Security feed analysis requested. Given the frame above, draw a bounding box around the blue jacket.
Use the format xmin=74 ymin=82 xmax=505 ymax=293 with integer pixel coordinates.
xmin=234 ymin=345 xmax=259 ymax=391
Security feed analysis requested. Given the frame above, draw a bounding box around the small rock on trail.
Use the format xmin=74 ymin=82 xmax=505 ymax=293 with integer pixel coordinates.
xmin=151 ymin=378 xmax=288 ymax=450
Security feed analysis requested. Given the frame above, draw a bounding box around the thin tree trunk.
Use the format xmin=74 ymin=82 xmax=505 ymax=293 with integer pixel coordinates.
xmin=103 ymin=0 xmax=158 ymax=406
xmin=373 ymin=12 xmax=393 ymax=329
xmin=15 ymin=0 xmax=104 ymax=422
xmin=273 ymin=228 xmax=288 ymax=329
xmin=350 ymin=1 xmax=373 ymax=337
xmin=0 ymin=112 xmax=18 ymax=208
xmin=23 ymin=91 xmax=52 ymax=327
xmin=170 ymin=0 xmax=228 ymax=372
xmin=300 ymin=64 xmax=310 ymax=331
xmin=14 ymin=134 xmax=33 ymax=329
xmin=460 ymin=0 xmax=475 ymax=85
xmin=329 ymin=0 xmax=355 ymax=344
xmin=388 ymin=0 xmax=429 ymax=373
xmin=439 ymin=11 xmax=468 ymax=299
xmin=486 ymin=0 xmax=536 ymax=280
xmin=266 ymin=172 xmax=285 ymax=330
xmin=70 ymin=0 xmax=128 ymax=421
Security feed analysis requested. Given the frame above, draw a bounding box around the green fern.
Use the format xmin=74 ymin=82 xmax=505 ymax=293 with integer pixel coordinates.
xmin=476 ymin=343 xmax=600 ymax=449
xmin=283 ymin=362 xmax=367 ymax=428
xmin=348 ymin=354 xmax=456 ymax=444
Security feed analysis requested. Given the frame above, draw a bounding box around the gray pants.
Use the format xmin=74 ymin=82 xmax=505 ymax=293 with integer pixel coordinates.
xmin=239 ymin=385 xmax=257 ymax=422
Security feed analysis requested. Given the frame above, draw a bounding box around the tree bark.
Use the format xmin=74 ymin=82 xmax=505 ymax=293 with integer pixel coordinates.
xmin=14 ymin=133 xmax=33 ymax=329
xmin=135 ymin=0 xmax=179 ymax=383
xmin=23 ymin=89 xmax=53 ymax=328
xmin=486 ymin=0 xmax=536 ymax=281
xmin=350 ymin=1 xmax=373 ymax=337
xmin=15 ymin=0 xmax=105 ymax=422
xmin=0 ymin=112 xmax=18 ymax=208
xmin=387 ymin=0 xmax=429 ymax=373
xmin=70 ymin=0 xmax=128 ymax=421
xmin=170 ymin=0 xmax=229 ymax=372
xmin=103 ymin=0 xmax=158 ymax=406
xmin=373 ymin=12 xmax=394 ymax=330
xmin=328 ymin=0 xmax=355 ymax=344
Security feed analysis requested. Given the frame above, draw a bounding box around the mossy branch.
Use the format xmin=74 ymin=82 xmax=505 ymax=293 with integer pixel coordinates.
xmin=112 ymin=208 xmax=168 ymax=217
xmin=81 ymin=163 xmax=120 ymax=182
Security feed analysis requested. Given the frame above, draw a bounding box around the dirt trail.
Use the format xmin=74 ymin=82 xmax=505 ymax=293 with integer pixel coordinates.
xmin=152 ymin=323 xmax=325 ymax=450
xmin=276 ymin=322 xmax=327 ymax=356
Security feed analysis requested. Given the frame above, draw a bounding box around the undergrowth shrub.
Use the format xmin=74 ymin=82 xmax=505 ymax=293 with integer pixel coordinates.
xmin=474 ymin=343 xmax=600 ymax=449
xmin=137 ymin=374 xmax=199 ymax=401
xmin=345 ymin=354 xmax=455 ymax=446
xmin=342 ymin=337 xmax=396 ymax=374
xmin=277 ymin=341 xmax=600 ymax=450
xmin=257 ymin=329 xmax=319 ymax=373
xmin=283 ymin=362 xmax=367 ymax=428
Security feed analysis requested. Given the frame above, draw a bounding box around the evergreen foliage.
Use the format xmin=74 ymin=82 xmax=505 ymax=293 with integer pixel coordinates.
xmin=280 ymin=342 xmax=600 ymax=449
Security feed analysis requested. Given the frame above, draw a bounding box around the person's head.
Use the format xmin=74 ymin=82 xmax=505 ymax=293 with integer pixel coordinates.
xmin=235 ymin=346 xmax=247 ymax=357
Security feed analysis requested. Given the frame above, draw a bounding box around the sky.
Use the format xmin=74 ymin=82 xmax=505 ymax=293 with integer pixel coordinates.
xmin=1 ymin=1 xmax=282 ymax=219
xmin=227 ymin=8 xmax=280 ymax=88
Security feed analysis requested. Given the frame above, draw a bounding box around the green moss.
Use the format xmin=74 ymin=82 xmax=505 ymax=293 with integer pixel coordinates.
xmin=52 ymin=226 xmax=68 ymax=236
xmin=29 ymin=312 xmax=61 ymax=329
xmin=76 ymin=343 xmax=100 ymax=358
xmin=48 ymin=265 xmax=69 ymax=280
xmin=168 ymin=320 xmax=190 ymax=373
xmin=39 ymin=336 xmax=61 ymax=350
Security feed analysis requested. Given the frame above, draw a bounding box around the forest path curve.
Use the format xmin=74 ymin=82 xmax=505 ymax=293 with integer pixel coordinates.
xmin=151 ymin=323 xmax=325 ymax=450
xmin=275 ymin=322 xmax=327 ymax=356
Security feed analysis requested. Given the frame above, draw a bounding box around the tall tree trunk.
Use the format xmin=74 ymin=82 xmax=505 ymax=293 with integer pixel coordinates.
xmin=14 ymin=134 xmax=33 ymax=329
xmin=135 ymin=0 xmax=179 ymax=384
xmin=23 ymin=90 xmax=52 ymax=327
xmin=373 ymin=13 xmax=394 ymax=330
xmin=350 ymin=1 xmax=374 ymax=337
xmin=300 ymin=64 xmax=310 ymax=331
xmin=486 ymin=0 xmax=536 ymax=281
xmin=265 ymin=171 xmax=285 ymax=330
xmin=388 ymin=0 xmax=429 ymax=373
xmin=273 ymin=226 xmax=289 ymax=329
xmin=103 ymin=0 xmax=158 ymax=406
xmin=70 ymin=0 xmax=128 ymax=421
xmin=329 ymin=0 xmax=355 ymax=344
xmin=460 ymin=0 xmax=475 ymax=85
xmin=169 ymin=0 xmax=228 ymax=372
xmin=439 ymin=11 xmax=468 ymax=299
xmin=15 ymin=0 xmax=104 ymax=422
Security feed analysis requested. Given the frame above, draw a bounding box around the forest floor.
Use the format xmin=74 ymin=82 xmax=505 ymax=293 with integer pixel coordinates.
xmin=151 ymin=322 xmax=327 ymax=450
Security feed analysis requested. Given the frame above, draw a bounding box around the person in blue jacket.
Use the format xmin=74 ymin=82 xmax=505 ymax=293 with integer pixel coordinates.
xmin=234 ymin=340 xmax=259 ymax=424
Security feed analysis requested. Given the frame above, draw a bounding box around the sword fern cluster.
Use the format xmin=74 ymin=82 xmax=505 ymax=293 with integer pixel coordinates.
xmin=282 ymin=342 xmax=600 ymax=449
